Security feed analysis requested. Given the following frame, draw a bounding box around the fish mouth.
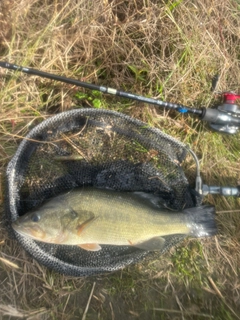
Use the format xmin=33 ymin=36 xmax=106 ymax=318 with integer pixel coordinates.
xmin=12 ymin=221 xmax=46 ymax=241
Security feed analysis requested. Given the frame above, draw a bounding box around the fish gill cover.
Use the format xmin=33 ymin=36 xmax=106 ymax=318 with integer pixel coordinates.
xmin=5 ymin=108 xmax=202 ymax=276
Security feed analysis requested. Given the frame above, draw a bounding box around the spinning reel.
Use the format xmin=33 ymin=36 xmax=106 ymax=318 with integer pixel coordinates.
xmin=202 ymin=92 xmax=240 ymax=134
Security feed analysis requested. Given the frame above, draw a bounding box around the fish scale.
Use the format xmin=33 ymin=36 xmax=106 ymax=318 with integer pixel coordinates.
xmin=71 ymin=193 xmax=188 ymax=245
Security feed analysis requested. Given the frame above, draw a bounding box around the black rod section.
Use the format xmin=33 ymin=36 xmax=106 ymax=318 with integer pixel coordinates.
xmin=0 ymin=61 xmax=203 ymax=115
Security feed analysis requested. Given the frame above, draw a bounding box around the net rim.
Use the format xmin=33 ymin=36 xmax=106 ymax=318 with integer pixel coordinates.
xmin=5 ymin=108 xmax=189 ymax=276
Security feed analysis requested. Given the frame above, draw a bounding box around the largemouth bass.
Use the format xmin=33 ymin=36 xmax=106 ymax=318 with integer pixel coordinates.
xmin=12 ymin=188 xmax=216 ymax=251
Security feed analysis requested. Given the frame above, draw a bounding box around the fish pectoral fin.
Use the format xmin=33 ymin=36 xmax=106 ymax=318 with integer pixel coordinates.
xmin=77 ymin=215 xmax=99 ymax=236
xmin=132 ymin=236 xmax=165 ymax=251
xmin=77 ymin=243 xmax=102 ymax=251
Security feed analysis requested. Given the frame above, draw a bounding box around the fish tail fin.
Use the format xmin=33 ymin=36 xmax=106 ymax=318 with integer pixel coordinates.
xmin=183 ymin=205 xmax=217 ymax=237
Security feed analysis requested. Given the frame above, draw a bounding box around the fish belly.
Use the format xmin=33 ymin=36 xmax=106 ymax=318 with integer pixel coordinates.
xmin=79 ymin=216 xmax=190 ymax=246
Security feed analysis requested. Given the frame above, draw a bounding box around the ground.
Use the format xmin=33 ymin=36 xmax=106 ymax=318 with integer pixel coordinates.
xmin=0 ymin=0 xmax=240 ymax=319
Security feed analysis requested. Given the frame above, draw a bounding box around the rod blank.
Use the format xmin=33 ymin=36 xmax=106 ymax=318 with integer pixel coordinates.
xmin=0 ymin=61 xmax=203 ymax=115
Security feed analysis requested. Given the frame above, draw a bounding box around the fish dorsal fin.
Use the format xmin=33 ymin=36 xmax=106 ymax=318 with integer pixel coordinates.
xmin=132 ymin=236 xmax=165 ymax=251
xmin=78 ymin=243 xmax=102 ymax=251
xmin=132 ymin=192 xmax=167 ymax=209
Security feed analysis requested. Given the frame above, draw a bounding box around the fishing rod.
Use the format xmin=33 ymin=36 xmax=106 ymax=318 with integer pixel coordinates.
xmin=1 ymin=61 xmax=240 ymax=134
xmin=1 ymin=61 xmax=240 ymax=198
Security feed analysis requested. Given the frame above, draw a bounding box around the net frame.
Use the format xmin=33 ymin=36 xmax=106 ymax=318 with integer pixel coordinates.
xmin=5 ymin=108 xmax=200 ymax=276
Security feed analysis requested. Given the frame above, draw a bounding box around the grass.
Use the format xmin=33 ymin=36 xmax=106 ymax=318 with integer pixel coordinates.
xmin=0 ymin=0 xmax=240 ymax=319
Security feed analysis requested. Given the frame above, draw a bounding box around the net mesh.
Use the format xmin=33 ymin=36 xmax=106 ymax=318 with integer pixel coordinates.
xmin=5 ymin=108 xmax=201 ymax=276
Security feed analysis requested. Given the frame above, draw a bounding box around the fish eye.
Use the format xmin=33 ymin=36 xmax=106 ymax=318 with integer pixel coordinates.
xmin=31 ymin=213 xmax=41 ymax=222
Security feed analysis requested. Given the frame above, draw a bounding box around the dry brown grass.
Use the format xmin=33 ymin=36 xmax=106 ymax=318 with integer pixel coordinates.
xmin=1 ymin=0 xmax=240 ymax=319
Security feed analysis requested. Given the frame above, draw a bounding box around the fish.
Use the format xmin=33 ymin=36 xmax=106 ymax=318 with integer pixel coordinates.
xmin=12 ymin=187 xmax=217 ymax=252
